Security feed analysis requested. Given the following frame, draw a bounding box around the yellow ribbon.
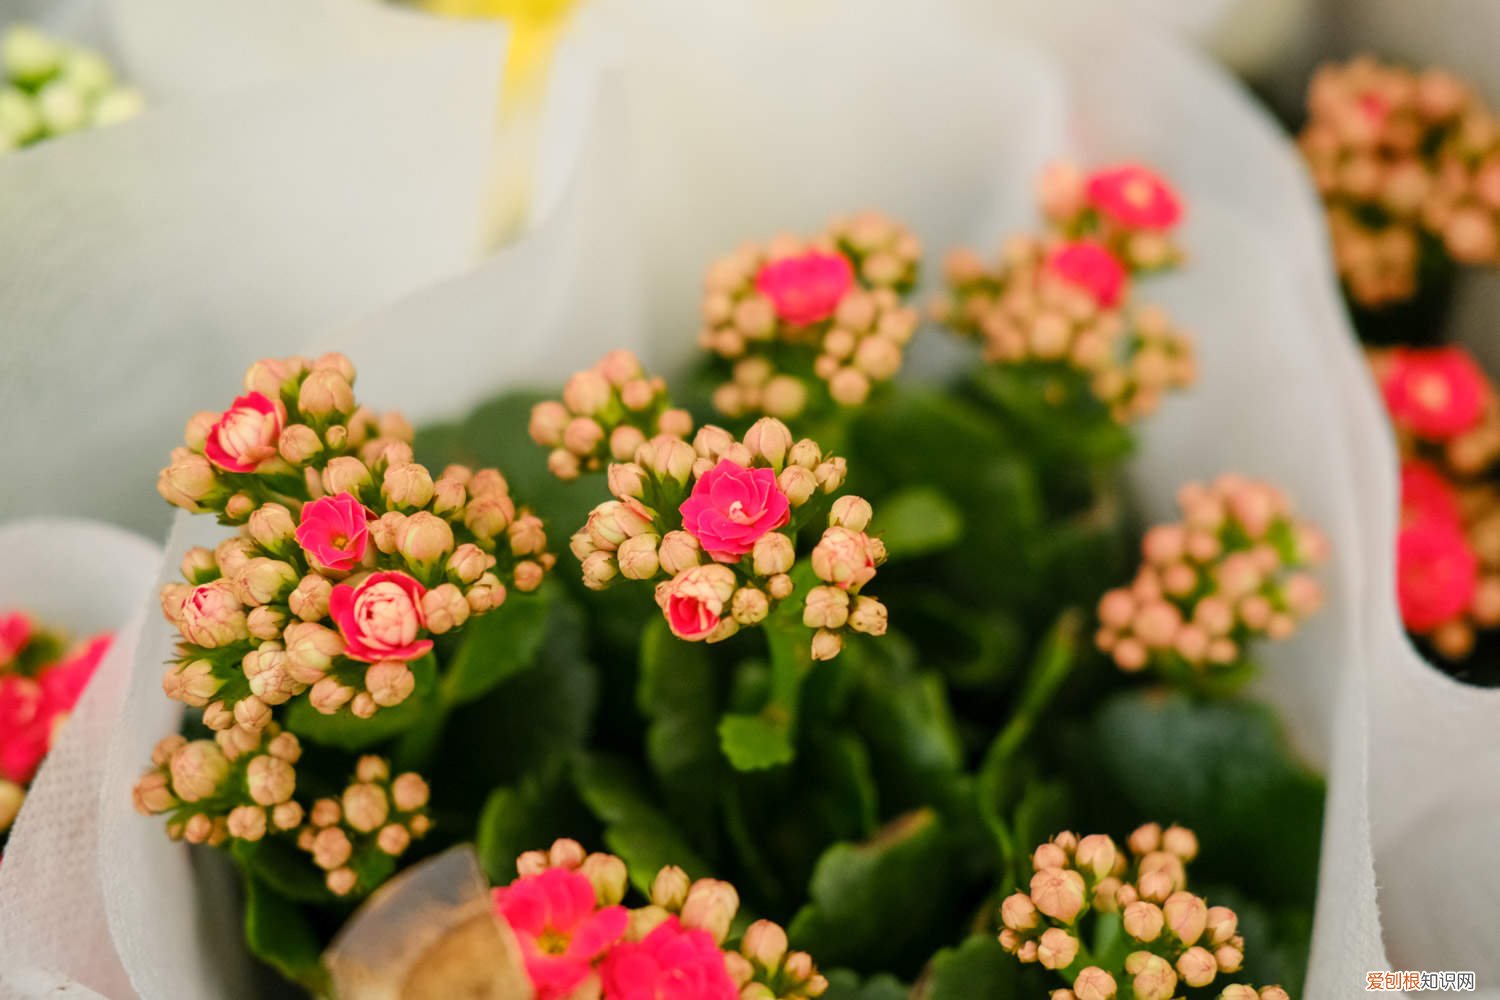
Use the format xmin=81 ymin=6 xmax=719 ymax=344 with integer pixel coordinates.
xmin=412 ymin=0 xmax=579 ymax=249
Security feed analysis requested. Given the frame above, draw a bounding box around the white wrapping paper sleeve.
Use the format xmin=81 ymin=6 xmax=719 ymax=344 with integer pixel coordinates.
xmin=0 ymin=518 xmax=162 ymax=998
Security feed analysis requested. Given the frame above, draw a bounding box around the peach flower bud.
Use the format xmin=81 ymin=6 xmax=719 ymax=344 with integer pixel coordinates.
xmin=201 ymin=700 xmax=234 ymax=731
xmin=321 ymin=456 xmax=372 ymax=498
xmin=848 ymin=596 xmax=888 ymax=636
xmin=548 ymin=449 xmax=582 ymax=480
xmin=170 ymin=660 xmax=223 ymax=707
xmin=243 ymin=754 xmax=295 ymax=806
xmin=619 ymin=379 xmax=654 ymax=411
xmin=564 ymin=417 xmax=606 ymax=457
xmin=653 ymin=531 xmax=699 ymax=576
xmin=657 ymin=409 xmax=693 ymax=439
xmin=132 ymin=771 xmax=176 ymax=815
xmin=1205 ymin=906 xmax=1238 ymax=945
xmin=744 ymin=418 xmax=794 ymax=468
xmin=226 ymin=494 xmax=258 ymax=521
xmin=750 ymin=532 xmax=795 ymax=577
xmin=609 ymin=426 xmax=646 ymax=464
xmin=1000 ymin=892 xmax=1039 ymax=932
xmin=767 ymin=574 xmax=794 ymax=601
xmin=1163 ymin=891 xmax=1207 ymax=945
xmin=1030 ymin=867 xmax=1086 ymax=924
xmin=311 ymin=352 xmax=356 ymax=381
xmin=185 ymin=411 xmax=219 ymax=452
xmin=448 ymin=544 xmax=496 ymax=585
xmin=283 ymin=621 xmax=343 ymax=684
xmin=829 ymin=496 xmax=873 ymax=532
xmin=382 ymin=463 xmax=434 ymax=509
xmin=815 ymin=457 xmax=847 ymax=493
xmin=1214 ymin=943 xmax=1243 ymax=973
xmin=466 ymin=573 xmax=508 ymax=612
xmin=1123 ymin=900 xmax=1164 ymax=942
xmin=179 ymin=581 xmax=248 ymax=648
xmin=157 ymin=451 xmax=218 ymax=510
xmin=1072 ymin=967 xmax=1117 ymax=1000
xmin=246 ymin=505 xmax=295 ymax=551
xmin=179 ymin=548 xmax=219 ymax=585
xmin=160 ymin=583 xmax=191 ymax=625
xmin=681 ymin=879 xmax=739 ymax=944
xmin=575 ymin=853 xmax=627 ymax=908
xmin=617 ymin=534 xmax=662 ymax=581
xmin=608 ymin=463 xmax=647 ymax=500
xmin=371 ymin=823 xmax=409 ymax=856
xmin=1037 ymin=928 xmax=1080 ymax=970
xmin=430 ymin=476 xmax=467 ymax=517
xmin=563 ymin=370 xmax=612 ymax=415
xmin=1129 ymin=823 xmax=1162 ymax=855
xmin=298 ymin=370 xmax=355 ymax=418
xmin=803 ymin=586 xmax=850 ymax=629
xmin=1175 ymin=947 xmax=1217 ymax=988
xmin=323 ymin=867 xmax=358 ymax=897
xmin=312 ymin=827 xmax=354 ymax=870
xmin=349 ymin=693 xmax=377 ymax=718
xmin=581 ymin=551 xmax=620 ymax=590
xmin=828 ymin=367 xmax=871 ymax=406
xmin=1162 ymin=825 xmax=1198 ymax=861
xmin=812 ymin=527 xmax=876 ymax=590
xmin=309 ymin=677 xmax=355 ymax=714
xmin=421 ymin=583 xmax=470 ymax=635
xmin=529 ymin=401 xmax=570 ymax=447
xmin=246 ymin=606 xmax=286 ymax=642
xmin=398 ymin=511 xmax=455 ymax=566
xmin=1219 ymin=988 xmax=1258 ymax=1000
xmin=650 ymin=866 xmax=692 ymax=910
xmin=762 ymin=376 xmax=808 ymax=419
xmin=1033 ymin=842 xmax=1069 ymax=870
xmin=465 ymin=493 xmax=516 ymax=540
xmin=372 ymin=510 xmax=410 ymax=554
xmin=341 ymin=782 xmax=390 ymax=834
xmin=1075 ymin=833 xmax=1118 ymax=881
xmin=234 ymin=695 xmax=272 ymax=731
xmin=227 ymin=805 xmax=268 ymax=842
xmin=169 ymin=741 xmax=229 ymax=803
xmin=810 ymin=628 xmax=843 ymax=661
xmin=644 ymin=437 xmax=697 ymax=484
xmin=366 ymin=660 xmax=416 ymax=708
xmin=236 ymin=558 xmax=298 ymax=607
xmin=390 ymin=772 xmax=429 ymax=812
xmin=1259 ymin=987 xmax=1291 ymax=1000
xmin=1130 ymin=954 xmax=1178 ymax=1000
xmin=1016 ymin=940 xmax=1038 ymax=963
xmin=730 ymin=587 xmax=770 ymax=625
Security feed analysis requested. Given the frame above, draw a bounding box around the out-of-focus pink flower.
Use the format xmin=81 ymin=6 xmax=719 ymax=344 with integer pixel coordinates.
xmin=0 ymin=676 xmax=48 ymax=784
xmin=329 ymin=571 xmax=432 ymax=663
xmin=679 ymin=460 xmax=791 ymax=562
xmin=1086 ymin=164 xmax=1184 ymax=231
xmin=599 ymin=916 xmax=738 ymax=1000
xmin=39 ymin=634 xmax=109 ymax=715
xmin=204 ymin=392 xmax=286 ymax=473
xmin=1397 ymin=520 xmax=1478 ymax=631
xmin=295 ymin=492 xmax=373 ymax=572
xmin=0 ymin=612 xmax=31 ymax=668
xmin=659 ymin=565 xmax=737 ymax=642
xmin=492 ymin=868 xmax=628 ymax=1000
xmin=1400 ymin=461 xmax=1462 ymax=530
xmin=1044 ymin=240 xmax=1127 ymax=308
xmin=1382 ymin=346 xmax=1488 ymax=440
xmin=755 ymin=251 xmax=855 ymax=327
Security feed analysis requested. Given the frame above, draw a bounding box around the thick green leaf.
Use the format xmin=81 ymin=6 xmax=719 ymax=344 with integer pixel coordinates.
xmin=1091 ymin=690 xmax=1324 ymax=905
xmin=788 ymin=809 xmax=953 ymax=974
xmin=822 ymin=970 xmax=911 ymax=1000
xmin=573 ymin=754 xmax=712 ymax=891
xmin=283 ymin=655 xmax=437 ymax=750
xmin=243 ymin=875 xmax=327 ymax=994
xmin=440 ymin=586 xmax=554 ymax=706
xmin=638 ymin=618 xmax=723 ymax=846
xmin=719 ymin=616 xmax=813 ymax=771
xmin=849 ymin=635 xmax=964 ymax=814
xmin=875 ymin=486 xmax=964 ymax=560
xmin=718 ymin=713 xmax=795 ymax=771
xmin=475 ymin=771 xmax=585 ymax=886
xmin=915 ymin=934 xmax=1017 ymax=1000
xmin=231 ymin=837 xmax=330 ymax=905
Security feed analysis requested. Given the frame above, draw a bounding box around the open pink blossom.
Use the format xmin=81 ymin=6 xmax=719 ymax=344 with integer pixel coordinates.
xmin=492 ymin=868 xmax=628 ymax=1000
xmin=329 ymin=571 xmax=432 ymax=663
xmin=204 ymin=392 xmax=286 ymax=473
xmin=755 ymin=251 xmax=855 ymax=327
xmin=1382 ymin=346 xmax=1488 ymax=440
xmin=660 ymin=565 xmax=737 ymax=641
xmin=1400 ymin=461 xmax=1462 ymax=530
xmin=1397 ymin=520 xmax=1478 ymax=631
xmin=39 ymin=634 xmax=109 ymax=716
xmin=599 ymin=916 xmax=737 ymax=1000
xmin=679 ymin=460 xmax=791 ymax=562
xmin=0 ymin=612 xmax=31 ymax=667
xmin=296 ymin=492 xmax=373 ymax=572
xmin=1044 ymin=240 xmax=1127 ymax=308
xmin=1086 ymin=164 xmax=1183 ymax=231
xmin=0 ymin=676 xmax=48 ymax=784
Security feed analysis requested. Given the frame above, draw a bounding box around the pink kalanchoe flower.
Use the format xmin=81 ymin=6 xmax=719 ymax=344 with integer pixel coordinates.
xmin=329 ymin=571 xmax=432 ymax=663
xmin=296 ymin=492 xmax=374 ymax=572
xmin=492 ymin=868 xmax=628 ymax=1000
xmin=1400 ymin=461 xmax=1462 ymax=530
xmin=1044 ymin=240 xmax=1128 ymax=308
xmin=679 ymin=460 xmax=791 ymax=563
xmin=1085 ymin=164 xmax=1184 ymax=231
xmin=0 ymin=676 xmax=48 ymax=784
xmin=39 ymin=634 xmax=109 ymax=715
xmin=660 ymin=566 xmax=737 ymax=641
xmin=754 ymin=251 xmax=855 ymax=327
xmin=599 ymin=915 xmax=738 ymax=1000
xmin=0 ymin=612 xmax=31 ymax=668
xmin=1397 ymin=520 xmax=1478 ymax=631
xmin=203 ymin=392 xmax=287 ymax=473
xmin=1382 ymin=346 xmax=1488 ymax=440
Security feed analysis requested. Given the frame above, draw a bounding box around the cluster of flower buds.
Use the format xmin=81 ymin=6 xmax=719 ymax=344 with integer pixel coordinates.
xmin=1300 ymin=57 xmax=1500 ymax=307
xmin=492 ymin=837 xmax=827 ymax=1000
xmin=0 ymin=611 xmax=108 ymax=838
xmin=934 ymin=163 xmax=1195 ymax=424
xmin=154 ymin=354 xmax=552 ymax=746
xmin=553 ymin=359 xmax=888 ymax=660
xmin=0 ymin=24 xmax=144 ymax=153
xmin=1096 ymin=476 xmax=1329 ymax=681
xmin=1371 ymin=346 xmax=1500 ymax=657
xmin=698 ymin=212 xmax=922 ymax=419
xmin=999 ymin=824 xmax=1288 ymax=1000
xmin=528 ymin=349 xmax=694 ymax=480
xmin=295 ymin=756 xmax=431 ymax=896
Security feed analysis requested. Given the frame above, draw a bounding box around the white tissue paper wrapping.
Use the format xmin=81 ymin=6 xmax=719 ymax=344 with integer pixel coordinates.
xmin=2 ymin=0 xmax=1495 ymax=996
xmin=0 ymin=519 xmax=162 ymax=999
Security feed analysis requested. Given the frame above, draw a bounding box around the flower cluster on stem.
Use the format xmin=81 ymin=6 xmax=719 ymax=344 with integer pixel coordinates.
xmin=934 ymin=162 xmax=1194 ymax=423
xmin=1300 ymin=57 xmax=1500 ymax=307
xmin=1096 ymin=476 xmax=1329 ymax=685
xmin=1371 ymin=346 xmax=1500 ymax=657
xmin=0 ymin=613 xmax=109 ymax=839
xmin=698 ymin=213 xmax=922 ymax=419
xmin=999 ymin=824 xmax=1289 ymax=1000
xmin=0 ymin=24 xmax=144 ymax=154
xmin=492 ymin=838 xmax=827 ymax=1000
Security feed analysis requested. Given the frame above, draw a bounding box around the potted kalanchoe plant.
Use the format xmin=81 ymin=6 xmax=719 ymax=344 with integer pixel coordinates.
xmin=130 ymin=162 xmax=1327 ymax=998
